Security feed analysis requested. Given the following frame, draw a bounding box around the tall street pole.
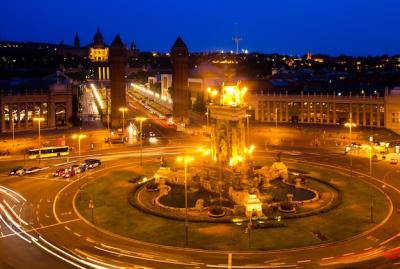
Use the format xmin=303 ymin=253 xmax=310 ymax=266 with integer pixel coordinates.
xmin=140 ymin=119 xmax=143 ymax=166
xmin=136 ymin=117 xmax=146 ymax=166
xmin=349 ymin=114 xmax=353 ymax=180
xmin=369 ymin=137 xmax=373 ymax=223
xmin=246 ymin=114 xmax=250 ymax=147
xmin=184 ymin=158 xmax=188 ymax=247
xmin=11 ymin=117 xmax=15 ymax=148
xmin=38 ymin=119 xmax=41 ymax=165
xmin=33 ymin=117 xmax=45 ymax=164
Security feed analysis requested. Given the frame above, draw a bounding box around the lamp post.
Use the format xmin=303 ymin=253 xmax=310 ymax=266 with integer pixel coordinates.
xmin=119 ymin=107 xmax=128 ymax=135
xmin=177 ymin=155 xmax=194 ymax=246
xmin=369 ymin=135 xmax=373 ymax=223
xmin=136 ymin=117 xmax=146 ymax=166
xmin=344 ymin=114 xmax=356 ymax=180
xmin=369 ymin=136 xmax=373 ymax=179
xmin=245 ymin=114 xmax=251 ymax=147
xmin=33 ymin=117 xmax=45 ymax=163
xmin=11 ymin=116 xmax=15 ymax=148
xmin=72 ymin=133 xmax=87 ymax=161
xmin=275 ymin=107 xmax=278 ymax=129
xmin=205 ymin=110 xmax=209 ymax=131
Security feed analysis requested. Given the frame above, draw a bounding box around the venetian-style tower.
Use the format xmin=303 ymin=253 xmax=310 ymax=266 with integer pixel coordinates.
xmin=109 ymin=34 xmax=128 ymax=128
xmin=170 ymin=36 xmax=189 ymax=124
xmin=74 ymin=32 xmax=80 ymax=48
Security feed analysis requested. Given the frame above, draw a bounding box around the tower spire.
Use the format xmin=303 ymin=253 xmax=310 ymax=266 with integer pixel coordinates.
xmin=232 ymin=36 xmax=242 ymax=55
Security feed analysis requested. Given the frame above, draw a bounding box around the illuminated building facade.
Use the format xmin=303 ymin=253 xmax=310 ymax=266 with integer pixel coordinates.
xmin=249 ymin=88 xmax=400 ymax=134
xmin=109 ymin=34 xmax=128 ymax=128
xmin=0 ymin=73 xmax=73 ymax=133
xmin=171 ymin=36 xmax=190 ymax=124
xmin=88 ymin=28 xmax=109 ymax=81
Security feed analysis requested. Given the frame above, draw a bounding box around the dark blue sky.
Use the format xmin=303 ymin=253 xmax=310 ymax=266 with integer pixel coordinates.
xmin=1 ymin=0 xmax=399 ymax=56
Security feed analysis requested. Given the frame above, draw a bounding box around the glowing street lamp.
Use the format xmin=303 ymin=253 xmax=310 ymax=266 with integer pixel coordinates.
xmin=72 ymin=133 xmax=87 ymax=161
xmin=368 ymin=135 xmax=374 ymax=224
xmin=11 ymin=116 xmax=15 ymax=148
xmin=33 ymin=117 xmax=45 ymax=163
xmin=119 ymin=107 xmax=128 ymax=135
xmin=245 ymin=114 xmax=251 ymax=147
xmin=344 ymin=113 xmax=357 ymax=180
xmin=177 ymin=155 xmax=194 ymax=246
xmin=136 ymin=117 xmax=146 ymax=166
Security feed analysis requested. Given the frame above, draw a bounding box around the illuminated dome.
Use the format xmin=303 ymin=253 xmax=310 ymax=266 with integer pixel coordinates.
xmin=93 ymin=27 xmax=105 ymax=49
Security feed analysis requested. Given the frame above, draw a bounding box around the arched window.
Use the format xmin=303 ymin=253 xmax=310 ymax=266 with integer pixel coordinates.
xmin=55 ymin=105 xmax=66 ymax=126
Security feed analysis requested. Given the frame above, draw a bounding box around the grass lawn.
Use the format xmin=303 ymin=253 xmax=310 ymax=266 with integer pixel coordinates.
xmin=76 ymin=160 xmax=390 ymax=250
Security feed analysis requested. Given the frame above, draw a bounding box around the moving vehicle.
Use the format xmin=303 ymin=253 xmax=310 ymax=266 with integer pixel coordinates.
xmin=28 ymin=146 xmax=70 ymax=159
xmin=9 ymin=167 xmax=26 ymax=176
xmin=85 ymin=159 xmax=101 ymax=169
xmin=63 ymin=169 xmax=75 ymax=178
xmin=53 ymin=168 xmax=66 ymax=177
xmin=70 ymin=164 xmax=87 ymax=174
xmin=26 ymin=167 xmax=41 ymax=174
xmin=105 ymin=137 xmax=125 ymax=144
xmin=391 ymin=158 xmax=398 ymax=165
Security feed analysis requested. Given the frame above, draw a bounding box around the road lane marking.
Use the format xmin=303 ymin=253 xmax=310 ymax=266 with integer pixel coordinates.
xmin=321 ymin=256 xmax=334 ymax=260
xmin=297 ymin=259 xmax=311 ymax=263
xmin=95 ymin=245 xmax=202 ymax=266
xmin=73 ymin=232 xmax=82 ymax=237
xmin=61 ymin=211 xmax=72 ymax=216
xmin=86 ymin=237 xmax=95 ymax=243
xmin=379 ymin=232 xmax=400 ymax=246
xmin=206 ymin=265 xmax=296 ymax=268
xmin=364 ymin=247 xmax=373 ymax=251
xmin=342 ymin=252 xmax=354 ymax=256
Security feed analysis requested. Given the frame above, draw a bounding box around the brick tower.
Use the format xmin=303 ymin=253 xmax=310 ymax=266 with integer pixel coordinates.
xmin=109 ymin=34 xmax=128 ymax=128
xmin=170 ymin=36 xmax=189 ymax=124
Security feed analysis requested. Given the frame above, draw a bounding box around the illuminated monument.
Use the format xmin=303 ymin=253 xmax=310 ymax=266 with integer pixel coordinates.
xmin=109 ymin=34 xmax=128 ymax=128
xmin=207 ymin=73 xmax=251 ymax=174
xmin=170 ymin=36 xmax=190 ymax=124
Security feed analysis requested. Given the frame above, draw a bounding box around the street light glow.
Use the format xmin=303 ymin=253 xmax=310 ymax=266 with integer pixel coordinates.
xmin=177 ymin=156 xmax=194 ymax=163
xmin=33 ymin=117 xmax=45 ymax=122
xmin=344 ymin=122 xmax=356 ymax=128
xmin=72 ymin=134 xmax=87 ymax=140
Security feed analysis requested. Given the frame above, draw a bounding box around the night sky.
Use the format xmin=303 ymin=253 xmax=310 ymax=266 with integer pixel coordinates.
xmin=1 ymin=0 xmax=399 ymax=56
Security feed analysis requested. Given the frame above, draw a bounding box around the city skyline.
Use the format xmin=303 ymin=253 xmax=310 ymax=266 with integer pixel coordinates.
xmin=1 ymin=0 xmax=400 ymax=56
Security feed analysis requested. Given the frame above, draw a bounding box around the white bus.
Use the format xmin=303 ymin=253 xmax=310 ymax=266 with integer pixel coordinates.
xmin=28 ymin=146 xmax=70 ymax=159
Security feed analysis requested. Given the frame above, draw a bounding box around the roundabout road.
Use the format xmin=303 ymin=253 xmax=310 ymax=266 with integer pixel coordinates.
xmin=1 ymin=143 xmax=400 ymax=268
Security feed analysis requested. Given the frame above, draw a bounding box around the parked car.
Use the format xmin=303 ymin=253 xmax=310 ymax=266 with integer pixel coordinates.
xmin=390 ymin=158 xmax=398 ymax=165
xmin=85 ymin=159 xmax=101 ymax=169
xmin=9 ymin=166 xmax=26 ymax=176
xmin=53 ymin=168 xmax=66 ymax=177
xmin=63 ymin=169 xmax=75 ymax=178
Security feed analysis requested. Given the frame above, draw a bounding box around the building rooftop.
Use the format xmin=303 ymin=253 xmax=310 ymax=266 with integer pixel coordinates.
xmin=0 ymin=73 xmax=70 ymax=94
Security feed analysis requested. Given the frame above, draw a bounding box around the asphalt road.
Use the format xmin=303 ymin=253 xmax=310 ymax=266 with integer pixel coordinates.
xmin=1 ymin=94 xmax=400 ymax=268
